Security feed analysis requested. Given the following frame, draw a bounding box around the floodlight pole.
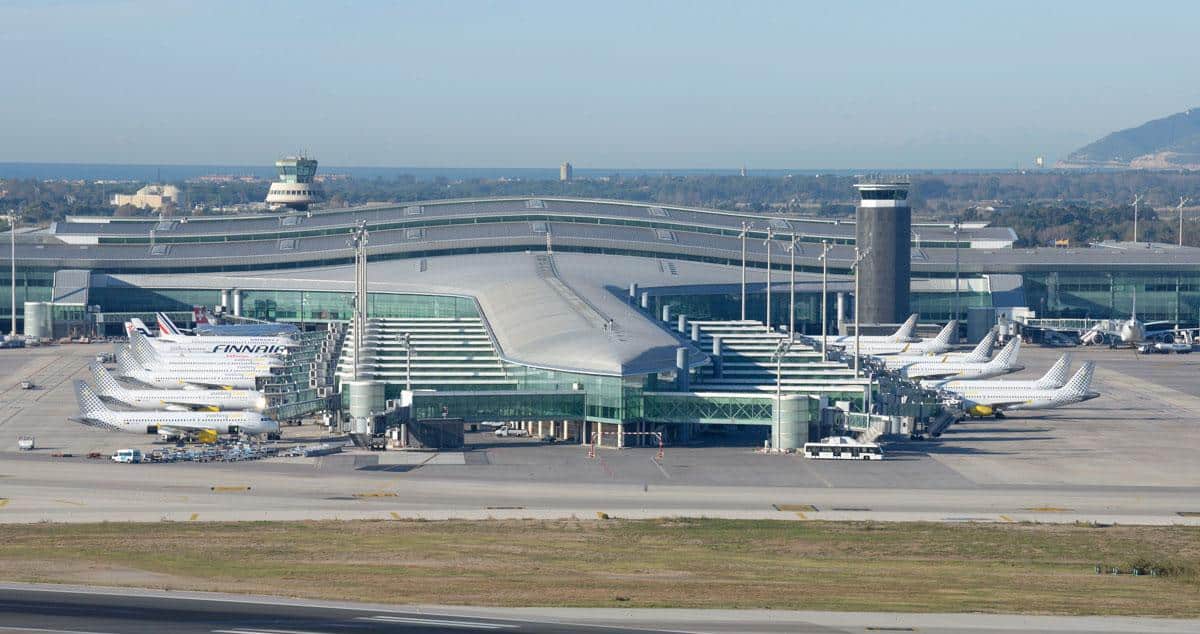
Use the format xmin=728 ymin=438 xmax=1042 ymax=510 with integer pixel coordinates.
xmin=851 ymin=247 xmax=871 ymax=379
xmin=787 ymin=233 xmax=797 ymax=339
xmin=820 ymin=240 xmax=830 ymax=358
xmin=764 ymin=227 xmax=774 ymax=330
xmin=739 ymin=221 xmax=750 ymax=321
xmin=401 ymin=331 xmax=412 ymax=391
xmin=1181 ymin=197 xmax=1191 ymax=247
xmin=953 ymin=218 xmax=961 ymax=323
xmin=1132 ymin=194 xmax=1142 ymax=243
xmin=7 ymin=210 xmax=15 ymax=336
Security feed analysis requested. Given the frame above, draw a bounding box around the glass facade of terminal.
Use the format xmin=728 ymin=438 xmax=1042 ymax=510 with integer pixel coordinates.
xmin=1025 ymin=271 xmax=1200 ymax=323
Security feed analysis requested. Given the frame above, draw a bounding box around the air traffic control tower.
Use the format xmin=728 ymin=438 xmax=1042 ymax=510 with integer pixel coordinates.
xmin=853 ymin=178 xmax=911 ymax=325
xmin=265 ymin=156 xmax=321 ymax=211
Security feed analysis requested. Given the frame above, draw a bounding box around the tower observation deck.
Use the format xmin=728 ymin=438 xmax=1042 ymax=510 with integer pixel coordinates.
xmin=265 ymin=156 xmax=322 ymax=211
xmin=853 ymin=178 xmax=911 ymax=325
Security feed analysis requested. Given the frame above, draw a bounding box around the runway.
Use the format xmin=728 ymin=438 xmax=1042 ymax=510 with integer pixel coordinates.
xmin=0 ymin=584 xmax=1196 ymax=634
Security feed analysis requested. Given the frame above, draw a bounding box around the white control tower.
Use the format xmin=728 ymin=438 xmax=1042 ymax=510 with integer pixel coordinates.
xmin=265 ymin=156 xmax=322 ymax=211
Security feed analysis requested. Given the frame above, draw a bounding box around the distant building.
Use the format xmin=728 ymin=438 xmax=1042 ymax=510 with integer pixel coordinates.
xmin=110 ymin=184 xmax=180 ymax=210
xmin=740 ymin=165 xmax=747 ymax=177
xmin=265 ymin=156 xmax=322 ymax=211
xmin=559 ymin=162 xmax=573 ymax=182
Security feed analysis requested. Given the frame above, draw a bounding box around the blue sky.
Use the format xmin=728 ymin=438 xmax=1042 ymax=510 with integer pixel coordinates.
xmin=2 ymin=0 xmax=1197 ymax=169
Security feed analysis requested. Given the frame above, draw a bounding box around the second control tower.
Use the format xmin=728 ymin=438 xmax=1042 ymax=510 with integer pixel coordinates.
xmin=265 ymin=156 xmax=321 ymax=211
xmin=853 ymin=178 xmax=911 ymax=325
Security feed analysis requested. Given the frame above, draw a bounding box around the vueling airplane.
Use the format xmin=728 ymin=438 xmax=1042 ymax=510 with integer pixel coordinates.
xmin=934 ymin=353 xmax=1073 ymax=393
xmin=116 ymin=348 xmax=264 ymax=390
xmin=879 ymin=329 xmax=996 ymax=369
xmin=831 ymin=314 xmax=920 ymax=344
xmin=839 ymin=320 xmax=958 ymax=356
xmin=71 ymin=381 xmax=279 ymax=439
xmin=899 ymin=338 xmax=1023 ymax=381
xmin=943 ymin=362 xmax=1099 ymax=417
xmin=91 ymin=363 xmax=267 ymax=412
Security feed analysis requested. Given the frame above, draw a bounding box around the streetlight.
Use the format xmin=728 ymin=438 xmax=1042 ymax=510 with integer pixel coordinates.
xmin=819 ymin=240 xmax=831 ymax=357
xmin=4 ymin=208 xmax=14 ymax=336
xmin=771 ymin=337 xmax=792 ymax=451
xmin=786 ymin=233 xmax=798 ymax=339
xmin=399 ymin=331 xmax=413 ymax=391
xmin=739 ymin=221 xmax=752 ymax=321
xmin=764 ymin=227 xmax=774 ymax=330
xmin=850 ymin=246 xmax=872 ymax=379
xmin=1180 ymin=197 xmax=1191 ymax=247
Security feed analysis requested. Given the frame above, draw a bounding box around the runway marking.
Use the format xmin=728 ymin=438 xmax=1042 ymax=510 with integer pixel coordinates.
xmin=794 ymin=511 xmax=808 ymax=520
xmin=774 ymin=504 xmax=817 ymax=512
xmin=0 ymin=626 xmax=123 ymax=634
xmin=1178 ymin=511 xmax=1200 ymax=517
xmin=352 ymin=491 xmax=398 ymax=498
xmin=189 ymin=512 xmax=199 ymax=521
xmin=389 ymin=512 xmax=402 ymax=520
xmin=211 ymin=486 xmax=252 ymax=493
xmin=0 ymin=498 xmax=8 ymax=508
xmin=213 ymin=629 xmax=337 ymax=634
xmin=999 ymin=514 xmax=1015 ymax=523
xmin=1024 ymin=507 xmax=1073 ymax=513
xmin=52 ymin=499 xmax=83 ymax=507
xmin=356 ymin=615 xmax=518 ymax=629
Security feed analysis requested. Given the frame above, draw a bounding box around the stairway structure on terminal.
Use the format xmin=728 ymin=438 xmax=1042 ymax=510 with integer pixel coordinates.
xmin=336 ymin=317 xmax=516 ymax=390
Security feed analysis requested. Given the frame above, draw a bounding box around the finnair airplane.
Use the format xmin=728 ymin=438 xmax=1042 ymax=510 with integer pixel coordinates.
xmin=839 ymin=320 xmax=958 ymax=356
xmin=91 ymin=364 xmax=266 ymax=412
xmin=878 ymin=329 xmax=996 ymax=370
xmin=72 ymin=381 xmax=278 ymax=438
xmin=831 ymin=314 xmax=920 ymax=344
xmin=900 ymin=338 xmax=1023 ymax=381
xmin=116 ymin=348 xmax=265 ymax=390
xmin=128 ymin=331 xmax=287 ymax=364
xmin=944 ymin=362 xmax=1099 ymax=417
xmin=153 ymin=313 xmax=296 ymax=349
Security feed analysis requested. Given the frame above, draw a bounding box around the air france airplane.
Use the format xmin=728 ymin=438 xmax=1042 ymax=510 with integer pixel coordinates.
xmin=91 ymin=363 xmax=267 ymax=412
xmin=831 ymin=314 xmax=920 ymax=344
xmin=945 ymin=362 xmax=1099 ymax=417
xmin=72 ymin=381 xmax=278 ymax=438
xmin=900 ymin=338 xmax=1023 ymax=381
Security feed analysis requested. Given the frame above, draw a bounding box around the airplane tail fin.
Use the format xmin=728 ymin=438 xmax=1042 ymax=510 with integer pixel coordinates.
xmin=128 ymin=332 xmax=158 ymax=364
xmin=90 ymin=363 xmax=127 ymax=397
xmin=891 ymin=314 xmax=919 ymax=341
xmin=130 ymin=318 xmax=153 ymax=336
xmin=963 ymin=329 xmax=997 ymax=362
xmin=989 ymin=337 xmax=1021 ymax=367
xmin=116 ymin=348 xmax=142 ymax=377
xmin=1054 ymin=362 xmax=1095 ymax=400
xmin=930 ymin=320 xmax=958 ymax=348
xmin=1034 ymin=353 xmax=1073 ymax=389
xmin=156 ymin=312 xmax=182 ymax=336
xmin=74 ymin=380 xmax=109 ymax=415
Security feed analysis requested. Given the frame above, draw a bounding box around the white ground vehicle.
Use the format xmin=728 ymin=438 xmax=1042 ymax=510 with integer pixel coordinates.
xmin=17 ymin=436 xmax=35 ymax=451
xmin=802 ymin=436 xmax=883 ymax=460
xmin=494 ymin=426 xmax=530 ymax=438
xmin=111 ymin=449 xmax=143 ymax=464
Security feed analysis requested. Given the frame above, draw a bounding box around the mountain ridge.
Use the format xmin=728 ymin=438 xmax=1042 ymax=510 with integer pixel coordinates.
xmin=1060 ymin=108 xmax=1200 ymax=169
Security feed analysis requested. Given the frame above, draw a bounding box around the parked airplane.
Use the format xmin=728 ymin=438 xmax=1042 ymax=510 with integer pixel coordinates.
xmin=878 ymin=329 xmax=996 ymax=370
xmin=944 ymin=362 xmax=1098 ymax=417
xmin=935 ymin=353 xmax=1073 ymax=393
xmin=900 ymin=338 xmax=1023 ymax=381
xmin=129 ymin=330 xmax=288 ymax=362
xmin=831 ymin=314 xmax=920 ymax=344
xmin=72 ymin=381 xmax=279 ymax=439
xmin=155 ymin=312 xmax=296 ymax=348
xmin=838 ymin=320 xmax=958 ymax=356
xmin=116 ymin=348 xmax=265 ymax=390
xmin=91 ymin=364 xmax=267 ymax=412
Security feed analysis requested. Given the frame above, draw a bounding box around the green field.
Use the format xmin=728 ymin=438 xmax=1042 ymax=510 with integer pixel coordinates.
xmin=1 ymin=519 xmax=1198 ymax=616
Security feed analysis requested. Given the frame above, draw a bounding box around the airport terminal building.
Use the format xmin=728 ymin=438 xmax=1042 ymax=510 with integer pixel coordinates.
xmin=6 ymin=195 xmax=1200 ymax=447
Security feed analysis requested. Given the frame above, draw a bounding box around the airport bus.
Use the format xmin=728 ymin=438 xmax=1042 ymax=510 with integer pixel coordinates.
xmin=802 ymin=436 xmax=883 ymax=460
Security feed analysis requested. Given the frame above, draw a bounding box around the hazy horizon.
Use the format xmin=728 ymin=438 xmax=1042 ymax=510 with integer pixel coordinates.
xmin=3 ymin=1 xmax=1198 ymax=169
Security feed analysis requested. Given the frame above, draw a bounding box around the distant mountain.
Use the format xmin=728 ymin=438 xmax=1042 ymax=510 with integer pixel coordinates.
xmin=1061 ymin=108 xmax=1200 ymax=169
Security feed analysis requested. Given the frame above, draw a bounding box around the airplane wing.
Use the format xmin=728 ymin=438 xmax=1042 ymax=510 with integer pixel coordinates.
xmin=161 ymin=401 xmax=222 ymax=412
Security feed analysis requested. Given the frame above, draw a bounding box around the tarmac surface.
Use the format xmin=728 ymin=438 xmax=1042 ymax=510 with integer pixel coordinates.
xmin=1 ymin=583 xmax=1197 ymax=634
xmin=0 ymin=343 xmax=1198 ymax=525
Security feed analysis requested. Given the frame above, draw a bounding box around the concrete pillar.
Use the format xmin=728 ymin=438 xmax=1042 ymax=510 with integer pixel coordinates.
xmin=677 ymin=314 xmax=687 ymax=333
xmin=596 ymin=422 xmax=603 ymax=447
xmin=775 ymin=395 xmax=811 ymax=451
xmin=617 ymin=422 xmax=625 ymax=448
xmin=580 ymin=421 xmax=589 ymax=446
xmin=220 ymin=289 xmax=230 ymax=312
xmin=629 ymin=283 xmax=638 ymax=303
xmin=640 ymin=291 xmax=650 ymax=310
xmin=690 ymin=322 xmax=700 ymax=342
xmin=836 ymin=292 xmax=846 ymax=333
xmin=675 ymin=347 xmax=690 ymax=391
xmin=537 ymin=420 xmax=544 ymax=437
xmin=232 ymin=288 xmax=242 ymax=317
xmin=711 ymin=336 xmax=724 ymax=378
xmin=661 ymin=305 xmax=671 ymax=323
